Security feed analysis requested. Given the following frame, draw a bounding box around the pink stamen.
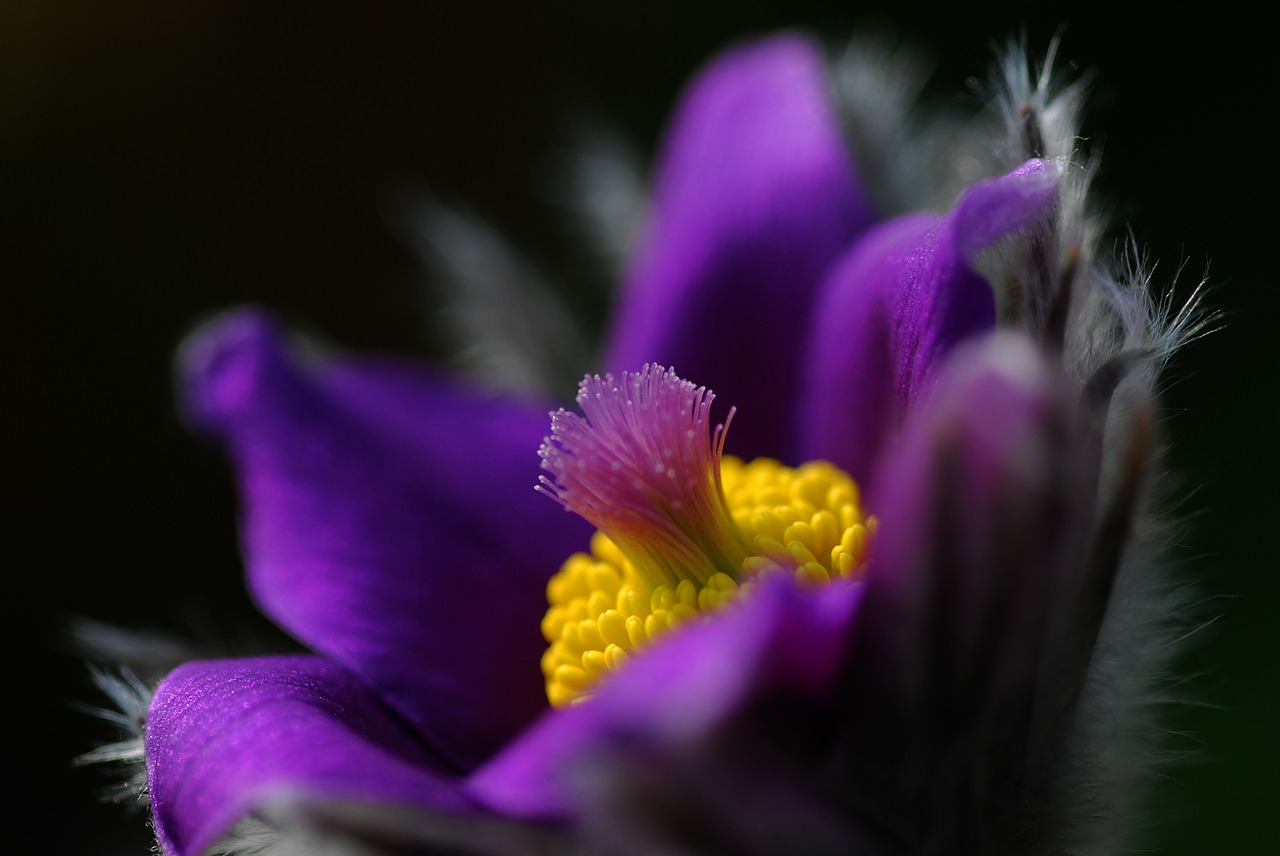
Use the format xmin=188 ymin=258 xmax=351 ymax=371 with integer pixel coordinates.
xmin=538 ymin=365 xmax=749 ymax=585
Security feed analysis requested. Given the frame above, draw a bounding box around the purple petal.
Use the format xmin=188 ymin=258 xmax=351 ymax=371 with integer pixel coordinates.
xmin=799 ymin=159 xmax=1059 ymax=481
xmin=605 ymin=33 xmax=877 ymax=459
xmin=470 ymin=577 xmax=862 ymax=818
xmin=146 ymin=656 xmax=473 ymax=856
xmin=179 ymin=309 xmax=592 ymax=772
xmin=838 ymin=333 xmax=1093 ymax=843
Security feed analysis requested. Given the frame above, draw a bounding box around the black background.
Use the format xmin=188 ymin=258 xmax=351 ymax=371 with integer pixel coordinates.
xmin=8 ymin=2 xmax=1273 ymax=853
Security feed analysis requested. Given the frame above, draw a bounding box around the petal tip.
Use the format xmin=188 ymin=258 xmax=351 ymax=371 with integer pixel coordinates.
xmin=176 ymin=306 xmax=284 ymax=433
xmin=953 ymin=158 xmax=1061 ymax=261
xmin=699 ymin=30 xmax=823 ymax=84
xmin=934 ymin=331 xmax=1060 ymax=415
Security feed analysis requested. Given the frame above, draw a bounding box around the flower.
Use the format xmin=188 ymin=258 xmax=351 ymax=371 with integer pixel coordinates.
xmin=110 ymin=32 xmax=1205 ymax=856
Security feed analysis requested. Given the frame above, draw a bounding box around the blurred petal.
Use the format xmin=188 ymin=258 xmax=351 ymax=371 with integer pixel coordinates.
xmin=178 ymin=309 xmax=592 ymax=772
xmin=146 ymin=656 xmax=472 ymax=856
xmin=799 ymin=159 xmax=1059 ymax=481
xmin=838 ymin=333 xmax=1094 ymax=850
xmin=470 ymin=577 xmax=862 ymax=818
xmin=249 ymin=797 xmax=570 ymax=856
xmin=605 ymin=33 xmax=876 ymax=459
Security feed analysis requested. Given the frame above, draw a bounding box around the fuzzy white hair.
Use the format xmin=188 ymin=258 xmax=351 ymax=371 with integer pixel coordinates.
xmin=72 ymin=619 xmax=276 ymax=815
xmin=74 ymin=665 xmax=152 ymax=808
xmin=210 ymin=799 xmax=566 ymax=856
xmin=382 ymin=121 xmax=647 ymax=399
xmin=383 ymin=190 xmax=594 ymax=397
xmin=976 ymin=40 xmax=1214 ymax=856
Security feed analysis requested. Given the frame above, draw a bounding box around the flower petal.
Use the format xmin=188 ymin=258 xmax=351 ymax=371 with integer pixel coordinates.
xmin=178 ymin=309 xmax=592 ymax=772
xmin=469 ymin=577 xmax=862 ymax=819
xmin=146 ymin=656 xmax=473 ymax=856
xmin=838 ymin=333 xmax=1095 ymax=848
xmin=799 ymin=159 xmax=1059 ymax=481
xmin=605 ymin=33 xmax=877 ymax=459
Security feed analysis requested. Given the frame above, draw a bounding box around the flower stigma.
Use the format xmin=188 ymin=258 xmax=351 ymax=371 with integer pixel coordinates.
xmin=538 ymin=365 xmax=873 ymax=706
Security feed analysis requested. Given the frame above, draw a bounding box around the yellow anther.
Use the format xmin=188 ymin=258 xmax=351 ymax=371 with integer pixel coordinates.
xmin=587 ymin=590 xmax=613 ymax=618
xmin=668 ymin=602 xmax=698 ymax=627
xmin=604 ymin=644 xmax=629 ymax=670
xmin=587 ymin=564 xmax=622 ymax=598
xmin=582 ymin=650 xmax=610 ymax=679
xmin=753 ymin=535 xmax=790 ymax=563
xmin=591 ymin=531 xmax=627 ymax=567
xmin=597 ymin=609 xmax=629 ymax=648
xmin=620 ymin=588 xmax=648 ymax=617
xmin=554 ymin=664 xmax=590 ymax=689
xmin=547 ymin=682 xmax=578 ymax=708
xmin=787 ymin=539 xmax=819 ymax=567
xmin=542 ymin=456 xmax=873 ymax=706
xmin=577 ymin=620 xmax=605 ymax=652
xmin=652 ymin=586 xmax=675 ymax=612
xmin=741 ymin=555 xmax=779 ymax=575
xmin=750 ymin=509 xmax=787 ymax=543
xmin=625 ymin=615 xmax=648 ymax=647
xmin=796 ymin=562 xmax=831 ymax=586
xmin=810 ymin=511 xmax=838 ymax=549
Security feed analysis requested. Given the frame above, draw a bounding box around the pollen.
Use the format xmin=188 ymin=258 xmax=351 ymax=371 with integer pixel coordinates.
xmin=539 ymin=367 xmax=874 ymax=706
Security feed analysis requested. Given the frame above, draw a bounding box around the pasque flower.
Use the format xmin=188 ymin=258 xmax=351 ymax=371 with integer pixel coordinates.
xmin=112 ymin=32 xmax=1207 ymax=856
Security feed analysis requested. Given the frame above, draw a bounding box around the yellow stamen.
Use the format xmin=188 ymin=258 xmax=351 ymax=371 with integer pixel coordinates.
xmin=542 ymin=455 xmax=874 ymax=706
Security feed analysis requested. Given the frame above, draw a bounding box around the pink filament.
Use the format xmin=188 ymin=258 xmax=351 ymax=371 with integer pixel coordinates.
xmin=538 ymin=365 xmax=748 ymax=585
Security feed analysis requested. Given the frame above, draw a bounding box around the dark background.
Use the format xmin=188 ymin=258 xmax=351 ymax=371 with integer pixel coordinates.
xmin=8 ymin=2 xmax=1273 ymax=853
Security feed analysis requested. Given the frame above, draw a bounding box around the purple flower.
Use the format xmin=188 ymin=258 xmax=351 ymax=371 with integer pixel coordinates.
xmin=123 ymin=33 xmax=1204 ymax=856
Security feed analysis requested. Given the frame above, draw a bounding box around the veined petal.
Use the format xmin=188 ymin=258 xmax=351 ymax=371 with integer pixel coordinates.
xmin=470 ymin=577 xmax=862 ymax=819
xmin=178 ymin=309 xmax=592 ymax=773
xmin=146 ymin=656 xmax=473 ymax=856
xmin=839 ymin=333 xmax=1094 ymax=851
xmin=799 ymin=159 xmax=1059 ymax=481
xmin=605 ymin=33 xmax=876 ymax=459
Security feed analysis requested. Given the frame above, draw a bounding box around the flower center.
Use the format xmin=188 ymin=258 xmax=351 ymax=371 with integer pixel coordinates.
xmin=538 ymin=365 xmax=873 ymax=707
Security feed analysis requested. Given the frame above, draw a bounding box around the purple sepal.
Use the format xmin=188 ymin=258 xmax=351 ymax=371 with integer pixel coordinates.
xmin=604 ymin=33 xmax=877 ymax=459
xmin=177 ymin=308 xmax=592 ymax=773
xmin=146 ymin=656 xmax=473 ymax=856
xmin=838 ymin=333 xmax=1091 ymax=848
xmin=469 ymin=577 xmax=862 ymax=818
xmin=799 ymin=159 xmax=1059 ymax=481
